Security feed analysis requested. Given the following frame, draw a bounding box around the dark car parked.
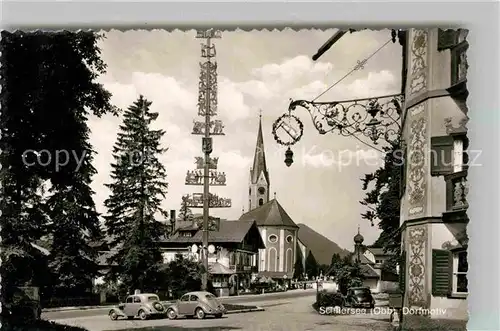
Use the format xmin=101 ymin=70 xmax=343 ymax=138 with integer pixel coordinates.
xmin=343 ymin=287 xmax=375 ymax=309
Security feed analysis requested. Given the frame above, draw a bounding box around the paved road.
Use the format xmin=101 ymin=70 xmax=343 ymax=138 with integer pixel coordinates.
xmin=43 ymin=289 xmax=316 ymax=320
xmin=51 ymin=294 xmax=392 ymax=331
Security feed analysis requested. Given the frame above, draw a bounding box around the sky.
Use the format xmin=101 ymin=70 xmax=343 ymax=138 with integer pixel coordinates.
xmin=88 ymin=28 xmax=402 ymax=251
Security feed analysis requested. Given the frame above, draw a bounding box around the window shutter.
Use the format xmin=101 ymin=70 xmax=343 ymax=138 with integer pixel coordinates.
xmin=399 ymin=251 xmax=406 ymax=292
xmin=432 ymin=249 xmax=452 ymax=296
xmin=430 ymin=136 xmax=454 ymax=176
xmin=437 ymin=29 xmax=458 ymax=51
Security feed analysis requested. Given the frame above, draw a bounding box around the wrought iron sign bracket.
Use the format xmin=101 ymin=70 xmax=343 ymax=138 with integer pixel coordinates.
xmin=272 ymin=93 xmax=404 ymax=167
xmin=273 ymin=93 xmax=404 ymax=147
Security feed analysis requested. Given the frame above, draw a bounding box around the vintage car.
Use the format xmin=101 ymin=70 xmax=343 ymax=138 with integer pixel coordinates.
xmin=343 ymin=287 xmax=376 ymax=309
xmin=108 ymin=293 xmax=166 ymax=320
xmin=165 ymin=291 xmax=226 ymax=320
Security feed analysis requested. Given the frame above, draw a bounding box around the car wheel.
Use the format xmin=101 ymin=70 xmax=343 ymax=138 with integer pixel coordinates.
xmin=214 ymin=313 xmax=222 ymax=318
xmin=138 ymin=309 xmax=148 ymax=320
xmin=109 ymin=311 xmax=118 ymax=321
xmin=167 ymin=308 xmax=177 ymax=320
xmin=195 ymin=308 xmax=205 ymax=319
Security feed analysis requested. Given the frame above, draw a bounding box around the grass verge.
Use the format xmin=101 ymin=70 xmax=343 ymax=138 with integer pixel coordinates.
xmin=223 ymin=303 xmax=259 ymax=311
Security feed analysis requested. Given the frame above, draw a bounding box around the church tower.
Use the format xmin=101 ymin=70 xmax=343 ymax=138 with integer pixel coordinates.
xmin=249 ymin=113 xmax=270 ymax=211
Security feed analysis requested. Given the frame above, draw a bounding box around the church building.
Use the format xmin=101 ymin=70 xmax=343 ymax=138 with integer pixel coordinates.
xmin=239 ymin=114 xmax=299 ymax=281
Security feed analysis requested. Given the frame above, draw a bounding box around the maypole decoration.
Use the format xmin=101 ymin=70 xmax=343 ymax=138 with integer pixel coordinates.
xmin=183 ymin=29 xmax=231 ymax=290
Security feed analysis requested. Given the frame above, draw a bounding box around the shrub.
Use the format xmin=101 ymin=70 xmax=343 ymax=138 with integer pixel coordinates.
xmin=316 ymin=290 xmax=344 ymax=308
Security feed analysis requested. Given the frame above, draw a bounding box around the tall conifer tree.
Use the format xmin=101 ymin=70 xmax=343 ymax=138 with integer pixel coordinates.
xmin=0 ymin=31 xmax=116 ymax=299
xmin=104 ymin=95 xmax=169 ymax=292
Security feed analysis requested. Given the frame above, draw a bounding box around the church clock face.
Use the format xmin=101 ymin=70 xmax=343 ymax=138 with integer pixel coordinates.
xmin=258 ymin=187 xmax=266 ymax=195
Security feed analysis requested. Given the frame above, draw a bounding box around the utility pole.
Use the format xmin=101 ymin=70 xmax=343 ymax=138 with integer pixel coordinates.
xmin=184 ymin=29 xmax=231 ymax=291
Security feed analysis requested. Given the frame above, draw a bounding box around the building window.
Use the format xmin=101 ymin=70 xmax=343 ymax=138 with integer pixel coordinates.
xmin=258 ymin=187 xmax=266 ymax=195
xmin=268 ymin=234 xmax=278 ymax=243
xmin=286 ymin=235 xmax=293 ymax=243
xmin=453 ymin=250 xmax=468 ymax=294
xmin=259 ymin=198 xmax=263 ymax=206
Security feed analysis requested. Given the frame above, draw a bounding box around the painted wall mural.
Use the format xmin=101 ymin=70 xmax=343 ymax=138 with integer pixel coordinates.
xmin=408 ymin=226 xmax=427 ymax=307
xmin=407 ymin=104 xmax=427 ymax=216
xmin=408 ymin=29 xmax=429 ymax=97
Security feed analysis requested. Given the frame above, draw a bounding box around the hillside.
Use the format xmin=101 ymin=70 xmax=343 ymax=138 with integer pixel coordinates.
xmin=297 ymin=223 xmax=351 ymax=266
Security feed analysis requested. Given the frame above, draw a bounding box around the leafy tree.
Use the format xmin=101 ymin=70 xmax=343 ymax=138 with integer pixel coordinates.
xmin=331 ymin=253 xmax=342 ymax=266
xmin=178 ymin=195 xmax=193 ymax=222
xmin=359 ymin=138 xmax=403 ymax=269
xmin=163 ymin=253 xmax=204 ymax=299
xmin=348 ymin=261 xmax=364 ymax=288
xmin=305 ymin=251 xmax=319 ymax=279
xmin=327 ymin=253 xmax=343 ymax=278
xmin=333 ymin=256 xmax=365 ymax=295
xmin=0 ymin=31 xmax=116 ymax=299
xmin=104 ymin=95 xmax=169 ymax=293
xmin=293 ymin=248 xmax=304 ymax=280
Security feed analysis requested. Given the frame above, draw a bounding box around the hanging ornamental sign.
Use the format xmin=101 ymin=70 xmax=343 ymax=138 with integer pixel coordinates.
xmin=184 ymin=193 xmax=232 ymax=208
xmin=193 ymin=216 xmax=220 ymax=232
xmin=185 ymin=170 xmax=227 ymax=186
xmin=194 ymin=156 xmax=218 ymax=170
xmin=192 ymin=120 xmax=225 ymax=135
xmin=272 ymin=113 xmax=304 ymax=146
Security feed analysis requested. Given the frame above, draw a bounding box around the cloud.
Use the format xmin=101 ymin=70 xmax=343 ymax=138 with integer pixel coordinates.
xmin=251 ymin=55 xmax=333 ymax=81
xmin=218 ymin=78 xmax=252 ymax=122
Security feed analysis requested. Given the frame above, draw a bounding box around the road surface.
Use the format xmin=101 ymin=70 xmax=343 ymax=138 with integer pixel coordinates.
xmin=43 ymin=289 xmax=316 ymax=320
xmin=50 ymin=292 xmax=392 ymax=331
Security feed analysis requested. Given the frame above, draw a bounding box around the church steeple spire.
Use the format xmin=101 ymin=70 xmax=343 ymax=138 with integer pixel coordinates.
xmin=250 ymin=110 xmax=269 ymax=185
xmin=248 ymin=110 xmax=270 ymax=211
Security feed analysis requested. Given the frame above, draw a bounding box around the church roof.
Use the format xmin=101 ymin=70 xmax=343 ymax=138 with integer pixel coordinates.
xmin=239 ymin=199 xmax=298 ymax=228
xmin=250 ymin=115 xmax=270 ymax=185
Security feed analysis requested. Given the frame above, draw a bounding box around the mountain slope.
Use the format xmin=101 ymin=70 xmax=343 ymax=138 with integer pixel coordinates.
xmin=297 ymin=223 xmax=350 ymax=266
